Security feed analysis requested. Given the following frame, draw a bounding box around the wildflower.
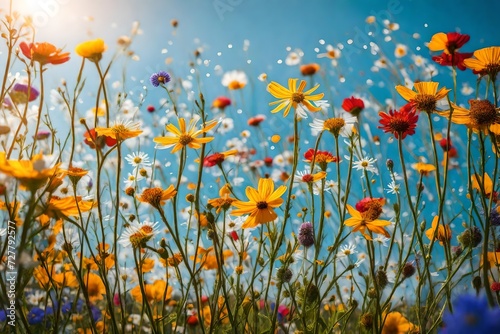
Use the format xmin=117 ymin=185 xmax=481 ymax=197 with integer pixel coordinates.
xmin=35 ymin=130 xmax=51 ymax=140
xmin=95 ymin=119 xmax=143 ymax=142
xmin=231 ymin=178 xmax=287 ymax=228
xmin=150 ymin=70 xmax=171 ymax=87
xmin=386 ymin=180 xmax=400 ymax=194
xmin=154 ymin=118 xmax=218 ymax=153
xmin=360 ymin=313 xmax=374 ymax=330
xmin=119 ymin=221 xmax=160 ymax=248
xmin=276 ymin=267 xmax=293 ymax=283
xmin=19 ymin=41 xmax=70 ymax=65
xmin=267 ymin=78 xmax=325 ymax=118
xmin=125 ymin=152 xmax=152 ymax=167
xmin=147 ymin=105 xmax=156 ymax=112
xmin=211 ymin=96 xmax=231 ymax=110
xmin=412 ymin=162 xmax=436 ymax=176
xmin=75 ymin=38 xmax=107 ymax=62
xmin=490 ymin=205 xmax=500 ymax=226
xmin=285 ymin=49 xmax=303 ymax=65
xmin=378 ymin=107 xmax=419 ymax=139
xmin=355 ymin=197 xmax=385 ymax=219
xmin=8 ymin=83 xmax=39 ymax=105
xmin=202 ymin=149 xmax=238 ymax=167
xmin=83 ymin=128 xmax=117 ymax=149
xmin=207 ymin=184 xmax=236 ymax=213
xmin=492 ymin=282 xmax=500 ymax=292
xmin=352 ymin=156 xmax=378 ymax=176
xmin=300 ymin=63 xmax=321 ymax=76
xmin=303 ymin=148 xmax=338 ymax=170
xmin=441 ymin=294 xmax=500 ymax=333
xmin=310 ymin=114 xmax=357 ymax=138
xmin=457 ymin=226 xmax=482 ymax=248
xmin=298 ymin=222 xmax=315 ymax=247
xmin=437 ymin=99 xmax=500 ymax=134
xmin=44 ymin=196 xmax=94 ymax=219
xmin=395 ymin=81 xmax=450 ymax=113
xmin=394 ymin=44 xmax=408 ymax=58
xmin=294 ymin=169 xmax=327 ymax=186
xmin=428 ymin=32 xmax=470 ymax=54
xmin=425 ymin=216 xmax=452 ymax=245
xmin=0 ymin=152 xmax=60 ymax=190
xmin=130 ymin=280 xmax=172 ymax=303
xmin=317 ymin=44 xmax=341 ymax=61
xmin=344 ymin=204 xmax=391 ymax=240
xmin=221 ymin=70 xmax=248 ymax=90
xmin=342 ymin=96 xmax=365 ymax=116
xmin=432 ymin=52 xmax=473 ymax=71
xmin=464 ymin=47 xmax=500 ymax=79
xmin=471 ymin=173 xmax=497 ymax=200
xmin=192 ymin=246 xmax=233 ymax=270
xmin=402 ymin=261 xmax=416 ymax=278
xmin=84 ymin=273 xmax=106 ymax=302
xmin=247 ymin=114 xmax=266 ymax=126
xmin=137 ymin=185 xmax=177 ymax=209
xmin=382 ymin=311 xmax=419 ymax=334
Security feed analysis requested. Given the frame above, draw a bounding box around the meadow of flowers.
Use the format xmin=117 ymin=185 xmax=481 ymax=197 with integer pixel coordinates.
xmin=1 ymin=1 xmax=500 ymax=333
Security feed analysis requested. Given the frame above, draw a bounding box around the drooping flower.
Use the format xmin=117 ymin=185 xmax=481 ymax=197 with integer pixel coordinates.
xmin=95 ymin=119 xmax=143 ymax=142
xmin=440 ymin=294 xmax=500 ymax=334
xmin=19 ymin=41 xmax=70 ymax=65
xmin=202 ymin=149 xmax=238 ymax=167
xmin=428 ymin=32 xmax=470 ymax=54
xmin=221 ymin=70 xmax=248 ymax=90
xmin=83 ymin=128 xmax=117 ymax=149
xmin=154 ymin=118 xmax=218 ymax=153
xmin=464 ymin=46 xmax=500 ymax=78
xmin=378 ymin=107 xmax=419 ymax=139
xmin=425 ymin=216 xmax=452 ymax=246
xmin=75 ymin=38 xmax=107 ymax=62
xmin=395 ymin=82 xmax=450 ymax=113
xmin=432 ymin=52 xmax=473 ymax=71
xmin=207 ymin=184 xmax=236 ymax=213
xmin=267 ymin=78 xmax=325 ymax=118
xmin=137 ymin=185 xmax=177 ymax=209
xmin=437 ymin=99 xmax=500 ymax=134
xmin=310 ymin=113 xmax=357 ymax=138
xmin=231 ymin=178 xmax=287 ymax=228
xmin=344 ymin=204 xmax=391 ymax=240
xmin=382 ymin=311 xmax=419 ymax=334
xmin=342 ymin=96 xmax=365 ymax=116
xmin=0 ymin=152 xmax=60 ymax=190
xmin=150 ymin=71 xmax=171 ymax=87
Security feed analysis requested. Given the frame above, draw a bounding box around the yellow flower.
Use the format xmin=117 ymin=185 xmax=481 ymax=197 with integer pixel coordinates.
xmin=471 ymin=173 xmax=495 ymax=198
xmin=95 ymin=120 xmax=142 ymax=142
xmin=154 ymin=118 xmax=218 ymax=153
xmin=382 ymin=311 xmax=419 ymax=334
xmin=231 ymin=178 xmax=287 ymax=228
xmin=75 ymin=38 xmax=107 ymax=62
xmin=412 ymin=162 xmax=436 ymax=176
xmin=437 ymin=100 xmax=500 ymax=134
xmin=344 ymin=204 xmax=391 ymax=240
xmin=61 ymin=166 xmax=88 ymax=185
xmin=267 ymin=78 xmax=324 ymax=117
xmin=192 ymin=246 xmax=233 ymax=270
xmin=207 ymin=184 xmax=236 ymax=213
xmin=137 ymin=185 xmax=177 ymax=209
xmin=395 ymin=82 xmax=450 ymax=113
xmin=425 ymin=216 xmax=451 ymax=245
xmin=130 ymin=280 xmax=172 ymax=303
xmin=0 ymin=152 xmax=60 ymax=190
xmin=44 ymin=196 xmax=94 ymax=219
xmin=464 ymin=46 xmax=500 ymax=78
xmin=84 ymin=272 xmax=106 ymax=302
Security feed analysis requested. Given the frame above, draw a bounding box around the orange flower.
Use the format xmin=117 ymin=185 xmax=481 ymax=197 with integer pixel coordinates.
xmin=192 ymin=247 xmax=233 ymax=270
xmin=137 ymin=185 xmax=177 ymax=209
xmin=395 ymin=82 xmax=450 ymax=113
xmin=44 ymin=196 xmax=94 ymax=219
xmin=300 ymin=63 xmax=321 ymax=76
xmin=207 ymin=184 xmax=236 ymax=213
xmin=231 ymin=178 xmax=287 ymax=228
xmin=471 ymin=173 xmax=497 ymax=199
xmin=412 ymin=162 xmax=437 ymax=176
xmin=425 ymin=216 xmax=452 ymax=245
xmin=84 ymin=272 xmax=106 ymax=302
xmin=154 ymin=118 xmax=218 ymax=153
xmin=382 ymin=311 xmax=419 ymax=334
xmin=130 ymin=280 xmax=172 ymax=303
xmin=95 ymin=120 xmax=142 ymax=142
xmin=344 ymin=204 xmax=391 ymax=240
xmin=19 ymin=41 xmax=70 ymax=65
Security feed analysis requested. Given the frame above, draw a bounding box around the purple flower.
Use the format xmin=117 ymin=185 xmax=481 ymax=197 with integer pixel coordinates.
xmin=9 ymin=83 xmax=40 ymax=104
xmin=490 ymin=205 xmax=500 ymax=226
xmin=298 ymin=222 xmax=315 ymax=248
xmin=150 ymin=71 xmax=171 ymax=87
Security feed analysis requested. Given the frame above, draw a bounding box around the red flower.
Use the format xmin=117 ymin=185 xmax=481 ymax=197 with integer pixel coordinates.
xmin=303 ymin=148 xmax=338 ymax=170
xmin=211 ymin=96 xmax=231 ymax=109
xmin=342 ymin=96 xmax=365 ymax=116
xmin=146 ymin=105 xmax=156 ymax=112
xmin=203 ymin=153 xmax=225 ymax=167
xmin=378 ymin=106 xmax=419 ymax=139
xmin=491 ymin=281 xmax=500 ymax=292
xmin=247 ymin=114 xmax=266 ymax=126
xmin=264 ymin=156 xmax=273 ymax=167
xmin=445 ymin=32 xmax=470 ymax=54
xmin=83 ymin=128 xmax=117 ymax=149
xmin=19 ymin=41 xmax=70 ymax=65
xmin=432 ymin=52 xmax=473 ymax=71
xmin=355 ymin=197 xmax=385 ymax=213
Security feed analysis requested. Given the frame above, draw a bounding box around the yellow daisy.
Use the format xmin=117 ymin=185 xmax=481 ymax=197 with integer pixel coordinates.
xmin=437 ymin=100 xmax=500 ymax=134
xmin=267 ymin=78 xmax=324 ymax=117
xmin=0 ymin=152 xmax=60 ymax=190
xmin=95 ymin=119 xmax=143 ymax=142
xmin=344 ymin=204 xmax=391 ymax=240
xmin=154 ymin=118 xmax=218 ymax=153
xmin=464 ymin=46 xmax=500 ymax=78
xmin=425 ymin=216 xmax=452 ymax=246
xmin=395 ymin=81 xmax=450 ymax=113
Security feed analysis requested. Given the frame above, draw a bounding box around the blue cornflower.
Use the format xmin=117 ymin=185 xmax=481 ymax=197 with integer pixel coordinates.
xmin=440 ymin=294 xmax=500 ymax=333
xmin=27 ymin=307 xmax=46 ymax=325
xmin=150 ymin=71 xmax=171 ymax=87
xmin=0 ymin=310 xmax=6 ymax=322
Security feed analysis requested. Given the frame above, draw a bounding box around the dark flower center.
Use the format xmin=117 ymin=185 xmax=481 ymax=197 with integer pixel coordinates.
xmin=413 ymin=94 xmax=437 ymax=112
xmin=292 ymin=92 xmax=305 ymax=104
xmin=389 ymin=118 xmax=411 ymax=134
xmin=469 ymin=99 xmax=498 ymax=126
xmin=256 ymin=201 xmax=268 ymax=209
xmin=179 ymin=134 xmax=194 ymax=146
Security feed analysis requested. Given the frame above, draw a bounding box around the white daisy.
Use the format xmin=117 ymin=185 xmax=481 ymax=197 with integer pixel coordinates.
xmin=285 ymin=49 xmax=303 ymax=66
xmin=55 ymin=227 xmax=81 ymax=251
xmin=118 ymin=221 xmax=160 ymax=248
xmin=221 ymin=70 xmax=248 ymax=90
xmin=352 ymin=156 xmax=378 ymax=176
xmin=309 ymin=113 xmax=357 ymax=137
xmin=337 ymin=242 xmax=357 ymax=257
xmin=386 ymin=180 xmax=400 ymax=194
xmin=125 ymin=152 xmax=152 ymax=167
